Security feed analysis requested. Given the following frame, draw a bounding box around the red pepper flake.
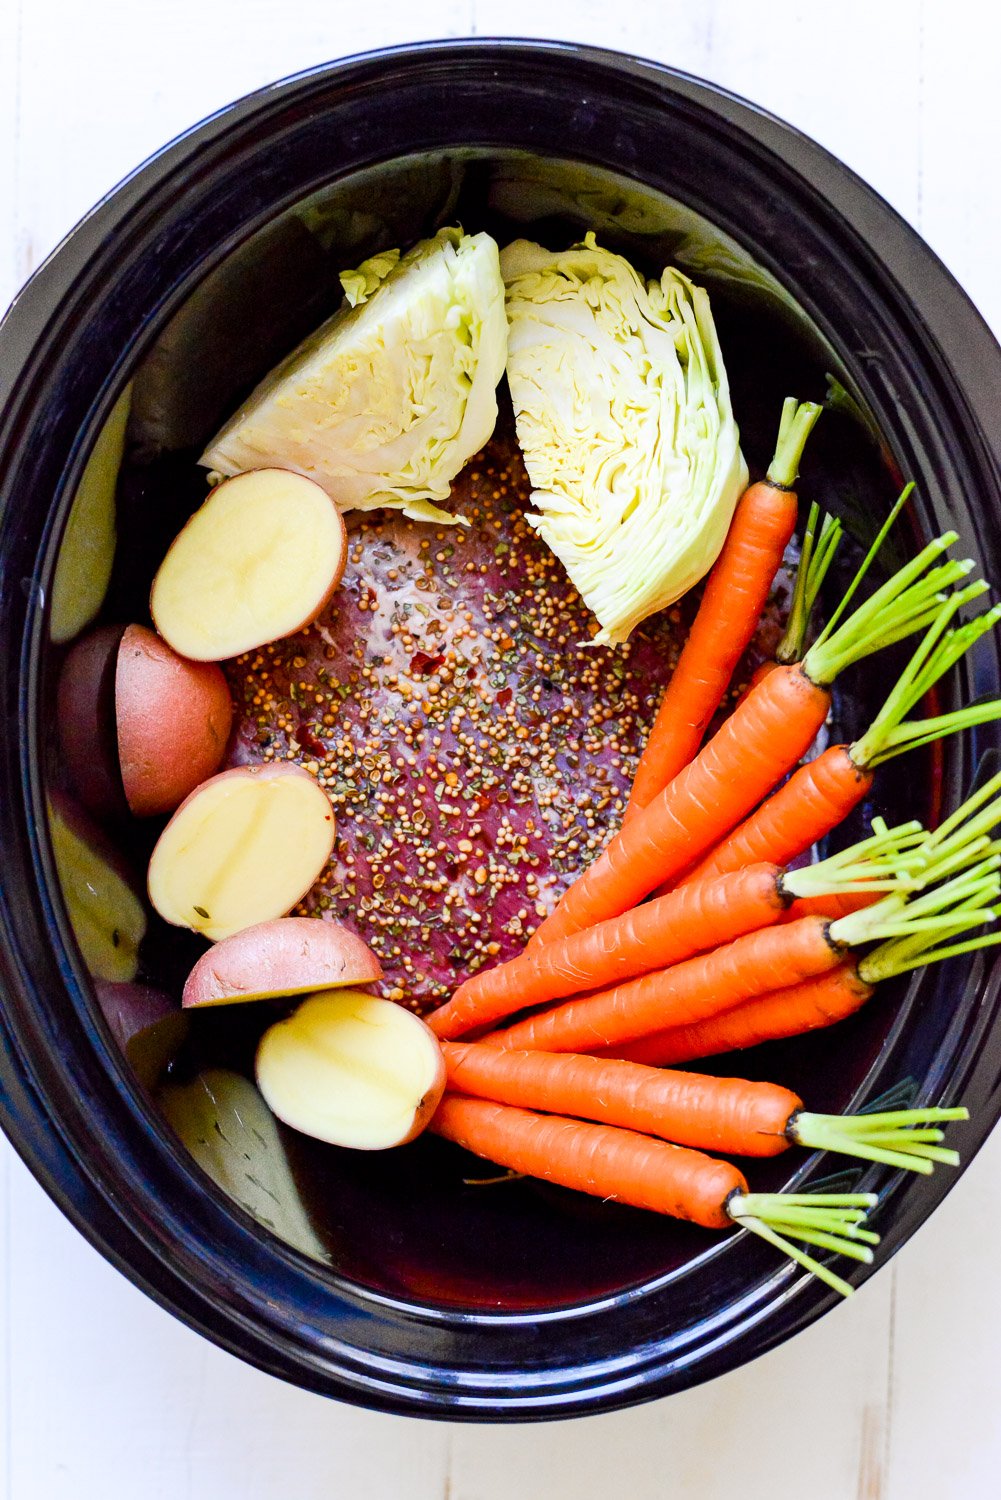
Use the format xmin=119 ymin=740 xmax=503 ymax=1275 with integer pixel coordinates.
xmin=410 ymin=651 xmax=446 ymax=678
xmin=496 ymin=687 xmax=513 ymax=707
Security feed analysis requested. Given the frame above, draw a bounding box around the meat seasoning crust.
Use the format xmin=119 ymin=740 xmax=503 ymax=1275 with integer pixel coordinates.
xmin=224 ymin=431 xmax=790 ymax=1007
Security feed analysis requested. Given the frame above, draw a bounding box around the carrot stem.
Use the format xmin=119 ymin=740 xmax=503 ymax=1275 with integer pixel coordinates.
xmin=926 ymin=769 xmax=1001 ymax=849
xmin=811 ymin=483 xmax=913 ymax=650
xmin=781 ymin=819 xmax=926 ymax=899
xmin=869 ymin=702 xmax=1001 ymax=764
xmin=767 ymin=399 xmax=823 ymax=488
xmin=852 ymin=591 xmax=1001 ymax=767
xmin=793 ymin=1107 xmax=968 ymax=1173
xmin=833 ymin=846 xmax=1001 ymax=950
xmin=732 ymin=1218 xmax=856 ymax=1297
xmin=729 ymin=1190 xmax=879 ymax=1297
xmin=804 ymin=534 xmax=966 ymax=685
xmin=866 ymin=913 xmax=1001 ymax=977
xmin=777 ymin=503 xmax=843 ymax=664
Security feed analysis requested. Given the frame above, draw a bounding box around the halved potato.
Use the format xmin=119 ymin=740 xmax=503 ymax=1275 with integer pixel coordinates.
xmin=57 ymin=624 xmax=128 ymax=821
xmin=150 ymin=468 xmax=347 ymax=661
xmin=116 ymin=624 xmax=233 ymax=816
xmin=256 ymin=989 xmax=446 ymax=1150
xmin=147 ymin=763 xmax=335 ymax=941
xmin=182 ymin=917 xmax=381 ymax=1007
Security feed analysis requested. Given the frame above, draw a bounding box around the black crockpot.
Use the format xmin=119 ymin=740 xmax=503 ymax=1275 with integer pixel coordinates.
xmin=2 ymin=40 xmax=1001 ymax=1418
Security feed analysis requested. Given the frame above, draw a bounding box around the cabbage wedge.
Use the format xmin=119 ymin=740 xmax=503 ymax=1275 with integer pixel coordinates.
xmin=201 ymin=228 xmax=507 ymax=524
xmin=501 ymin=235 xmax=747 ymax=644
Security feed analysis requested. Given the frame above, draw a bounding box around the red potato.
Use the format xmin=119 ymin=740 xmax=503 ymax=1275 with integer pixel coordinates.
xmin=256 ymin=990 xmax=446 ymax=1150
xmin=115 ymin=624 xmax=233 ymax=816
xmin=94 ymin=980 xmax=188 ymax=1090
xmin=57 ymin=624 xmax=128 ymax=821
xmin=150 ymin=468 xmax=348 ymax=661
xmin=147 ymin=762 xmax=336 ymax=941
xmin=182 ymin=917 xmax=382 ymax=1008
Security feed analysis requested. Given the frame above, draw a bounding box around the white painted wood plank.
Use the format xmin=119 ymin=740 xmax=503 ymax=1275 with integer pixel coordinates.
xmin=7 ymin=0 xmax=473 ymax=301
xmin=1 ymin=1140 xmax=10 ymax=1500
xmin=4 ymin=1149 xmax=449 ymax=1500
xmin=483 ymin=0 xmax=926 ymax=229
xmin=887 ymin=1122 xmax=1001 ymax=1500
xmin=448 ymin=1275 xmax=896 ymax=1500
xmin=910 ymin=1 xmax=1001 ymax=334
xmin=0 ymin=0 xmax=23 ymax=315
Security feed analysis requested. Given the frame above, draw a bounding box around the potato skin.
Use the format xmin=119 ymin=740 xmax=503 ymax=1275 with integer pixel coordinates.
xmin=57 ymin=624 xmax=128 ymax=821
xmin=115 ymin=624 xmax=233 ymax=816
xmin=399 ymin=1026 xmax=447 ymax=1146
xmin=182 ymin=917 xmax=382 ymax=1007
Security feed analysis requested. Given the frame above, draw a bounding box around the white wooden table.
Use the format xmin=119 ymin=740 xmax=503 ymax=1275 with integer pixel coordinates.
xmin=2 ymin=2 xmax=998 ymax=1495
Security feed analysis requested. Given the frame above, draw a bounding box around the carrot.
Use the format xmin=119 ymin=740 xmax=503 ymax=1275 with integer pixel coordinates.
xmin=431 ymin=823 xmax=921 ymax=1040
xmin=496 ymin=849 xmax=1001 ymax=1055
xmin=733 ymin=501 xmax=843 ymax=707
xmin=606 ymin=804 xmax=1001 ymax=1065
xmin=601 ymin=966 xmax=878 ymax=1065
xmin=782 ymin=889 xmax=878 ymax=921
xmin=431 ymin=1095 xmax=879 ymax=1296
xmin=625 ymin=399 xmax=820 ymax=822
xmin=528 ymin=528 xmax=967 ymax=950
xmin=497 ymin=916 xmax=846 ymax=1053
xmin=440 ymin=1040 xmax=968 ymax=1173
xmin=678 ymin=743 xmax=874 ymax=891
xmin=677 ymin=587 xmax=1001 ymax=893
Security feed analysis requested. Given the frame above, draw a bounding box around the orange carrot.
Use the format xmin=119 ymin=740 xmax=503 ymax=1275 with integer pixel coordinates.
xmin=600 ymin=966 xmax=875 ymax=1065
xmin=529 ymin=533 xmax=967 ymax=951
xmin=735 ymin=659 xmax=777 ymax=708
xmin=673 ymin=590 xmax=1001 ymax=895
xmin=431 ymin=863 xmax=789 ymax=1040
xmin=529 ymin=663 xmax=831 ymax=949
xmin=624 ymin=399 xmax=819 ymax=822
xmin=434 ymin=822 xmax=913 ymax=1040
xmin=782 ymin=890 xmax=879 ymax=922
xmin=432 ymin=1095 xmax=743 ymax=1227
xmin=681 ymin=744 xmax=871 ymax=889
xmin=440 ymin=1041 xmax=967 ymax=1173
xmin=431 ymin=1096 xmax=881 ymax=1295
xmin=442 ymin=1042 xmax=800 ymax=1156
xmin=497 ymin=838 xmax=1001 ymax=1056
xmin=496 ymin=916 xmax=844 ymax=1054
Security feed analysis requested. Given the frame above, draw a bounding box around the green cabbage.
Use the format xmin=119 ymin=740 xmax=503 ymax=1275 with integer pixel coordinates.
xmin=201 ymin=228 xmax=507 ymax=524
xmin=501 ymin=234 xmax=747 ymax=644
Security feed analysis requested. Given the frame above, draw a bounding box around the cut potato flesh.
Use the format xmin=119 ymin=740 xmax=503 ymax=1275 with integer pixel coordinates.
xmin=256 ymin=990 xmax=446 ymax=1150
xmin=150 ymin=468 xmax=347 ymax=661
xmin=147 ymin=764 xmax=335 ymax=941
